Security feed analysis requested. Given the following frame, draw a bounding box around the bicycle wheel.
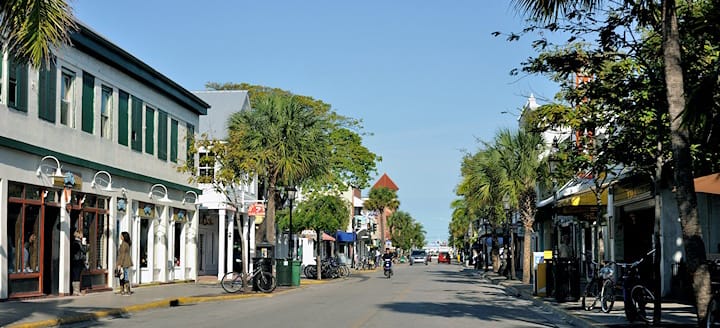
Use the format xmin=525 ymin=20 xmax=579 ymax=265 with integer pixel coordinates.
xmin=631 ymin=285 xmax=655 ymax=324
xmin=582 ymin=278 xmax=599 ymax=311
xmin=341 ymin=265 xmax=350 ymax=278
xmin=221 ymin=272 xmax=243 ymax=293
xmin=600 ymin=279 xmax=615 ymax=313
xmin=256 ymin=272 xmax=276 ymax=293
xmin=706 ymin=297 xmax=720 ymax=327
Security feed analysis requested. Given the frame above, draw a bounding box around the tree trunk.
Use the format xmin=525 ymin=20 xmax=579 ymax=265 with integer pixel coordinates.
xmin=523 ymin=223 xmax=533 ymax=284
xmin=663 ymin=0 xmax=711 ymax=323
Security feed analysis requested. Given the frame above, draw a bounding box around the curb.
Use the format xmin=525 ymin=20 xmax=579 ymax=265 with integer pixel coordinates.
xmin=5 ymin=288 xmax=289 ymax=328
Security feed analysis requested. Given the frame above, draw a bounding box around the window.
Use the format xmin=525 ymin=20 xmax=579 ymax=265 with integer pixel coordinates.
xmin=198 ymin=151 xmax=215 ymax=183
xmin=7 ymin=182 xmax=43 ymax=296
xmin=158 ymin=110 xmax=168 ymax=160
xmin=100 ymin=86 xmax=113 ymax=139
xmin=170 ymin=119 xmax=178 ymax=162
xmin=145 ymin=106 xmax=155 ymax=155
xmin=60 ymin=71 xmax=75 ymax=127
xmin=131 ymin=96 xmax=143 ymax=152
xmin=118 ymin=91 xmax=129 ymax=146
xmin=81 ymin=72 xmax=95 ymax=134
xmin=38 ymin=61 xmax=57 ymax=122
xmin=8 ymin=57 xmax=28 ymax=111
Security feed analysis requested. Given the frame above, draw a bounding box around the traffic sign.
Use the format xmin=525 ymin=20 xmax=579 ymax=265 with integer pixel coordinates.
xmin=248 ymin=203 xmax=265 ymax=216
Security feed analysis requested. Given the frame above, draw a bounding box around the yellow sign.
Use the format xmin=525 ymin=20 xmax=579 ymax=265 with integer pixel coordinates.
xmin=254 ymin=215 xmax=265 ymax=225
xmin=537 ymin=263 xmax=547 ymax=297
xmin=544 ymin=250 xmax=553 ymax=260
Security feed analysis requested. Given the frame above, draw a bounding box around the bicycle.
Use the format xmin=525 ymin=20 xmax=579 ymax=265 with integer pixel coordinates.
xmin=581 ymin=260 xmax=615 ymax=313
xmin=621 ymin=249 xmax=656 ymax=324
xmin=703 ymin=259 xmax=720 ymax=327
xmin=221 ymin=265 xmax=276 ymax=293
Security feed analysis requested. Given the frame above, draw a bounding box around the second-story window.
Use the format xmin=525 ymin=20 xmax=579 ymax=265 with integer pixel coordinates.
xmin=198 ymin=151 xmax=215 ymax=183
xmin=8 ymin=57 xmax=28 ymax=111
xmin=61 ymin=71 xmax=75 ymax=128
xmin=101 ymin=86 xmax=113 ymax=139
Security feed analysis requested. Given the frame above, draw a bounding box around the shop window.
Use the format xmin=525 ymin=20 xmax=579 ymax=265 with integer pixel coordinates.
xmin=7 ymin=204 xmax=40 ymax=274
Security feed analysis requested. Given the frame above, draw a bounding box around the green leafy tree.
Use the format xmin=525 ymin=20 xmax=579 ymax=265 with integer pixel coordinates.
xmin=510 ymin=0 xmax=715 ymax=321
xmin=363 ymin=187 xmax=400 ymax=248
xmin=448 ymin=198 xmax=474 ymax=250
xmin=1 ymin=0 xmax=77 ymax=67
xmin=494 ymin=129 xmax=545 ymax=284
xmin=291 ymin=194 xmax=348 ymax=279
xmin=387 ymin=210 xmax=426 ymax=253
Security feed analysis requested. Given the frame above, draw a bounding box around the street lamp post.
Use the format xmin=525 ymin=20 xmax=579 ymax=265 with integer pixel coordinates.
xmin=482 ymin=218 xmax=490 ymax=271
xmin=286 ymin=186 xmax=297 ymax=260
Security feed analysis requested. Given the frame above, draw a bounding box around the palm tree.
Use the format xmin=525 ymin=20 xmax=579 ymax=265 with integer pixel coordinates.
xmin=1 ymin=0 xmax=77 ymax=67
xmin=227 ymin=93 xmax=331 ymax=245
xmin=510 ymin=0 xmax=711 ymax=322
xmin=364 ymin=187 xmax=400 ymax=249
xmin=494 ymin=129 xmax=545 ymax=284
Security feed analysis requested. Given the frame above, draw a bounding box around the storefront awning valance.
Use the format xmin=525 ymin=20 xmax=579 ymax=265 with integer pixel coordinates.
xmin=336 ymin=231 xmax=356 ymax=242
xmin=556 ymin=188 xmax=608 ymax=207
xmin=322 ymin=232 xmax=336 ymax=241
xmin=695 ymin=173 xmax=720 ymax=195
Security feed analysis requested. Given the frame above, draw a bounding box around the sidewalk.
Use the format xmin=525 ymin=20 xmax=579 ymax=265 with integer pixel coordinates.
xmin=0 ymin=276 xmax=338 ymax=328
xmin=477 ymin=270 xmax=698 ymax=327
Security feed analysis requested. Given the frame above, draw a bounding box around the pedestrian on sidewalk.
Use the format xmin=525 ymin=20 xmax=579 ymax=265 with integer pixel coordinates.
xmin=117 ymin=231 xmax=133 ymax=296
xmin=70 ymin=230 xmax=87 ymax=296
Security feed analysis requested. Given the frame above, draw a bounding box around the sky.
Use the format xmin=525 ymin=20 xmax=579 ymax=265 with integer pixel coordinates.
xmin=72 ymin=1 xmax=560 ymax=245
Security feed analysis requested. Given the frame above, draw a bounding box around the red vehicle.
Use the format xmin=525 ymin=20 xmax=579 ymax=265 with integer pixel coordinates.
xmin=438 ymin=252 xmax=451 ymax=264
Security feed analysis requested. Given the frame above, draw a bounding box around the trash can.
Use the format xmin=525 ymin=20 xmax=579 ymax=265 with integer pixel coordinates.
xmin=291 ymin=260 xmax=301 ymax=286
xmin=554 ymin=258 xmax=580 ymax=302
xmin=276 ymin=258 xmax=292 ymax=286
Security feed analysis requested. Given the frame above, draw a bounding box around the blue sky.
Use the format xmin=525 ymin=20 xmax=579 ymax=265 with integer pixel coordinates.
xmin=73 ymin=1 xmax=560 ymax=244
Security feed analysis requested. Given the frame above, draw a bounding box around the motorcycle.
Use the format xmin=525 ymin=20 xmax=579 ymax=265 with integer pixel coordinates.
xmin=383 ymin=259 xmax=393 ymax=278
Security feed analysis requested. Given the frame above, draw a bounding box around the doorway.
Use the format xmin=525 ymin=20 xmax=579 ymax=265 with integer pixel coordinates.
xmin=42 ymin=206 xmax=61 ymax=295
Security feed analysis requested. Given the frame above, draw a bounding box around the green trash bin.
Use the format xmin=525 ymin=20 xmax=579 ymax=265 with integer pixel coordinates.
xmin=291 ymin=260 xmax=301 ymax=286
xmin=276 ymin=258 xmax=291 ymax=286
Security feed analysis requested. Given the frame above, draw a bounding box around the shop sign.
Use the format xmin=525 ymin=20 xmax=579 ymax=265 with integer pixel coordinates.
xmin=248 ymin=203 xmax=265 ymax=216
xmin=138 ymin=202 xmax=155 ymax=219
xmin=173 ymin=208 xmax=188 ymax=222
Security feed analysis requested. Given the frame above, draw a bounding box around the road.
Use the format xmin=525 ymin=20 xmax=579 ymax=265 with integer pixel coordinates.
xmin=75 ymin=263 xmax=576 ymax=327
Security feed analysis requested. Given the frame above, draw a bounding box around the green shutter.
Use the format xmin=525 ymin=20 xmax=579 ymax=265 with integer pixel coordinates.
xmin=11 ymin=60 xmax=28 ymax=112
xmin=145 ymin=107 xmax=154 ymax=155
xmin=38 ymin=62 xmax=57 ymax=122
xmin=158 ymin=110 xmax=168 ymax=160
xmin=186 ymin=123 xmax=195 ymax=167
xmin=81 ymin=72 xmax=95 ymax=133
xmin=170 ymin=119 xmax=178 ymax=162
xmin=118 ymin=91 xmax=129 ymax=146
xmin=131 ymin=96 xmax=143 ymax=152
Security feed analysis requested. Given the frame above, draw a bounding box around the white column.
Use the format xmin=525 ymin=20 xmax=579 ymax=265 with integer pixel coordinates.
xmin=607 ymin=187 xmax=615 ymax=262
xmin=226 ymin=212 xmax=235 ymax=274
xmin=59 ymin=188 xmax=71 ymax=295
xmin=0 ymin=179 xmax=8 ymax=299
xmin=108 ymin=197 xmax=117 ymax=288
xmin=156 ymin=205 xmax=168 ymax=282
xmin=132 ymin=212 xmax=141 ymax=285
xmin=241 ymin=214 xmax=249 ymax=275
xmin=187 ymin=209 xmax=198 ymax=280
xmin=249 ymin=217 xmax=256 ymax=273
xmin=218 ymin=209 xmax=226 ymax=279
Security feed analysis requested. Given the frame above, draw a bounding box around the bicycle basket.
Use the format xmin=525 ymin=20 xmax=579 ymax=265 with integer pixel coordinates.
xmin=600 ymin=266 xmax=614 ymax=280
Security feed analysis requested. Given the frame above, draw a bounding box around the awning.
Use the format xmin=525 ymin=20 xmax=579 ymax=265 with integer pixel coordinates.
xmin=322 ymin=232 xmax=336 ymax=241
xmin=695 ymin=173 xmax=720 ymax=195
xmin=336 ymin=231 xmax=356 ymax=242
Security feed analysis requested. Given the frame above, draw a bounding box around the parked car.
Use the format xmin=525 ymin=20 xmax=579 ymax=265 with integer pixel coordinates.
xmin=438 ymin=251 xmax=451 ymax=264
xmin=409 ymin=250 xmax=428 ymax=266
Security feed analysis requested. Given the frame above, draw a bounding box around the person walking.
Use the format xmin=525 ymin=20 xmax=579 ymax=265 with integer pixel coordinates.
xmin=70 ymin=230 xmax=86 ymax=296
xmin=117 ymin=231 xmax=133 ymax=296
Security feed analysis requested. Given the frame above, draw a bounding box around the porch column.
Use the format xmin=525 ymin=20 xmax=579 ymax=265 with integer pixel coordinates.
xmin=0 ymin=179 xmax=7 ymax=299
xmin=132 ymin=212 xmax=141 ymax=285
xmin=218 ymin=208 xmax=227 ymax=280
xmin=187 ymin=209 xmax=198 ymax=280
xmin=59 ymin=188 xmax=71 ymax=295
xmin=226 ymin=212 xmax=235 ymax=275
xmin=607 ymin=187 xmax=615 ymax=262
xmin=156 ymin=205 xmax=169 ymax=282
xmin=108 ymin=197 xmax=117 ymax=288
xmin=249 ymin=216 xmax=256 ymax=273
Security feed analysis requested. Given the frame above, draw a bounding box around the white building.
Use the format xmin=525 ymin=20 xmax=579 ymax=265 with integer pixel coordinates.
xmin=192 ymin=91 xmax=261 ymax=279
xmin=0 ymin=22 xmax=208 ymax=299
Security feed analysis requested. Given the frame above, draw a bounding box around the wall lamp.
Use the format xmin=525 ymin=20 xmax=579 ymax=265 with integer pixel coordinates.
xmin=91 ymin=170 xmax=115 ymax=192
xmin=36 ymin=155 xmax=63 ymax=177
xmin=183 ymin=190 xmax=199 ymax=205
xmin=148 ymin=183 xmax=171 ymax=203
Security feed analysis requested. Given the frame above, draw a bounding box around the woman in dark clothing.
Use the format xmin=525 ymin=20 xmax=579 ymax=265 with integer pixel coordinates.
xmin=70 ymin=230 xmax=86 ymax=296
xmin=117 ymin=231 xmax=133 ymax=295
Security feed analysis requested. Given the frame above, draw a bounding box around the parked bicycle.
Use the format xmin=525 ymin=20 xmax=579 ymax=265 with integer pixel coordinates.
xmin=619 ymin=248 xmax=656 ymax=324
xmin=221 ymin=264 xmax=276 ymax=293
xmin=581 ymin=259 xmax=615 ymax=313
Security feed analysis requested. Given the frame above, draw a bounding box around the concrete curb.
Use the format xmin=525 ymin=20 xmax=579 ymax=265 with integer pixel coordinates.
xmin=5 ymin=287 xmax=289 ymax=328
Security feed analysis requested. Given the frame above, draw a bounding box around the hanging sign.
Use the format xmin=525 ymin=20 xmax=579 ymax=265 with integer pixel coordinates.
xmin=248 ymin=203 xmax=265 ymax=216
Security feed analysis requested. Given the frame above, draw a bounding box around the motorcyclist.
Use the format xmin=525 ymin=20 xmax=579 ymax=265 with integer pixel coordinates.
xmin=382 ymin=248 xmax=393 ymax=261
